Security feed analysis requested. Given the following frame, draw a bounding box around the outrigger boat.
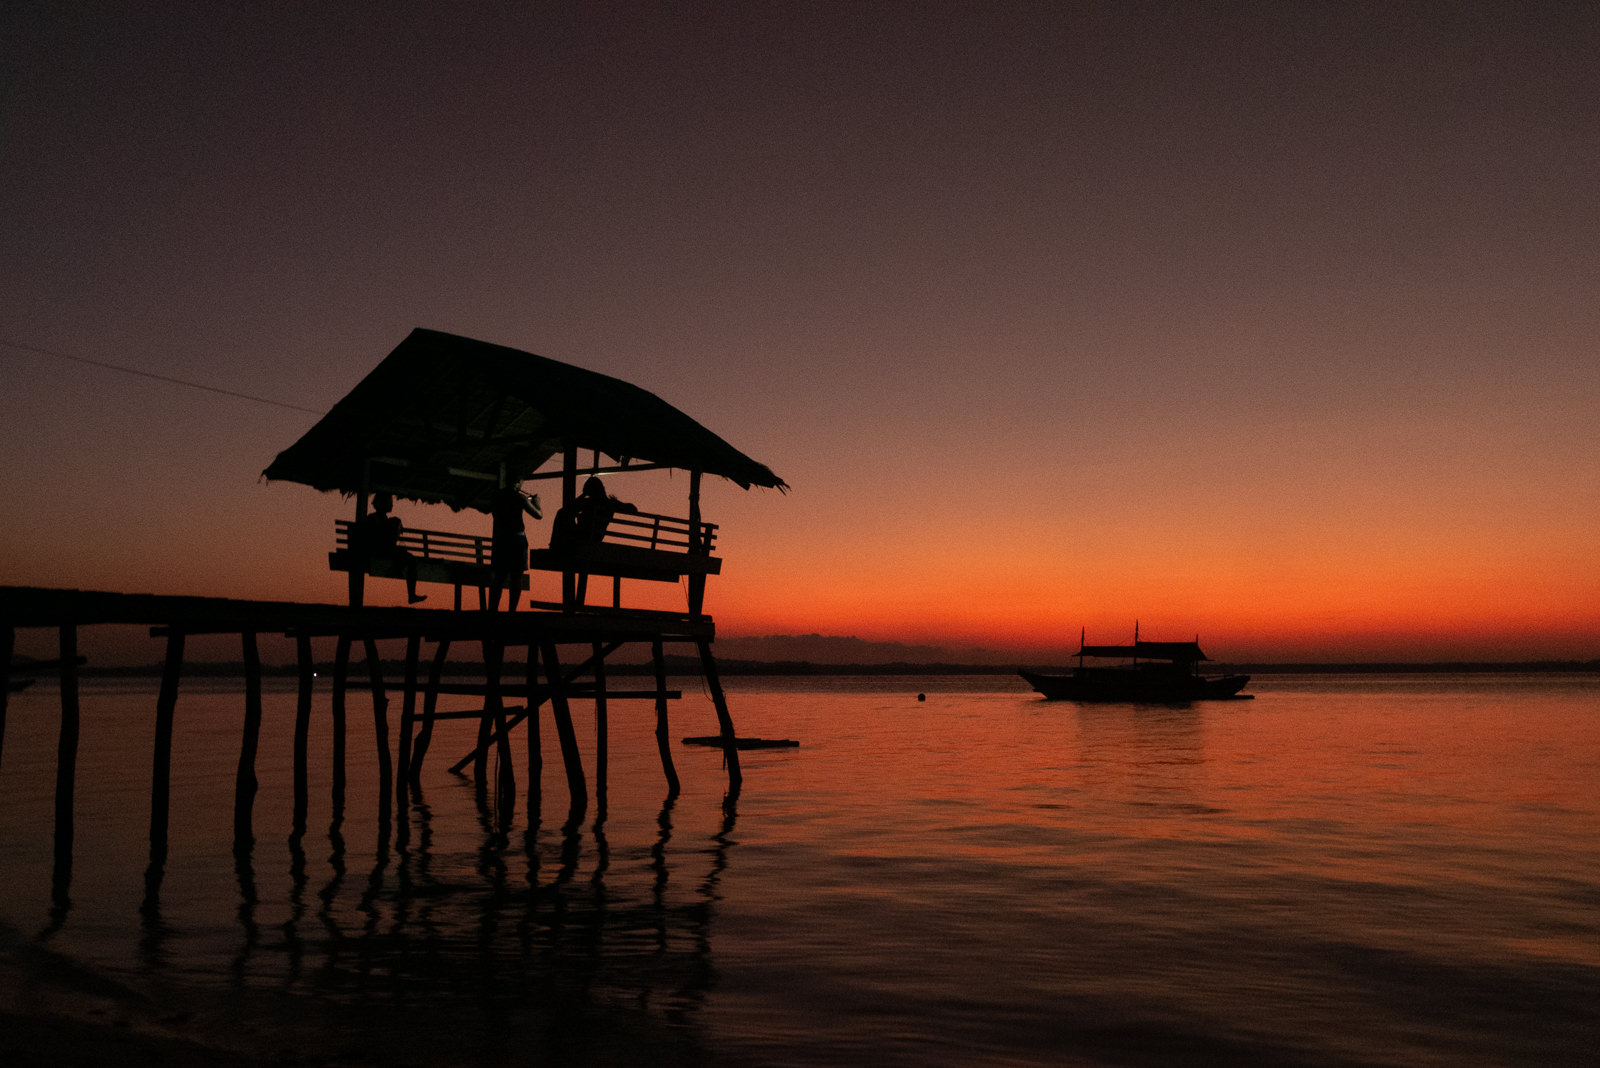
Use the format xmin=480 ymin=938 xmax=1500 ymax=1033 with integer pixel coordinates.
xmin=1020 ymin=627 xmax=1251 ymax=702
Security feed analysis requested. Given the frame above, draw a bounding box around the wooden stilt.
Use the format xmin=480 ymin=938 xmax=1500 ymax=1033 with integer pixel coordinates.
xmin=472 ymin=715 xmax=492 ymax=787
xmin=484 ymin=639 xmax=515 ymax=818
xmin=332 ymin=635 xmax=350 ymax=816
xmin=410 ymin=638 xmax=450 ymax=786
xmin=540 ymin=641 xmax=587 ymax=819
xmin=447 ymin=707 xmax=531 ymax=772
xmin=53 ymin=624 xmax=80 ymax=899
xmin=561 ymin=445 xmax=579 ymax=610
xmin=292 ymin=633 xmax=313 ymax=835
xmin=234 ymin=630 xmax=263 ymax=845
xmin=363 ymin=637 xmax=391 ymax=830
xmin=446 ymin=642 xmax=617 ymax=773
xmin=0 ymin=624 xmax=12 ymax=775
xmin=696 ymin=639 xmax=741 ymax=793
xmin=350 ymin=479 xmax=369 ymax=608
xmin=652 ymin=639 xmax=680 ymax=796
xmin=472 ymin=677 xmax=492 ymax=786
xmin=150 ymin=630 xmax=185 ymax=858
xmin=593 ymin=641 xmax=609 ymax=810
xmin=525 ymin=647 xmax=541 ymax=819
xmin=688 ymin=470 xmax=706 ymax=617
xmin=397 ymin=634 xmax=420 ymax=810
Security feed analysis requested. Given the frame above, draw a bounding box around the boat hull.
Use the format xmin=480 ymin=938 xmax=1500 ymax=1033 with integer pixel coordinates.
xmin=1019 ymin=668 xmax=1251 ymax=703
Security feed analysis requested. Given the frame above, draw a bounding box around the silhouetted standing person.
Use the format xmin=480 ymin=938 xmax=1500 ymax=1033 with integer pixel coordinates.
xmin=490 ymin=480 xmax=542 ymax=610
xmin=358 ymin=492 xmax=425 ymax=603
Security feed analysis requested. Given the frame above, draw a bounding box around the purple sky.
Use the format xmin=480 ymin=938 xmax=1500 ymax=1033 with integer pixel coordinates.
xmin=4 ymin=3 xmax=1597 ymax=663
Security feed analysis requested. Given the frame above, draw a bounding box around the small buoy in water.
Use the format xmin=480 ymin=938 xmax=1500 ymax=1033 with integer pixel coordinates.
xmin=916 ymin=693 xmax=926 ymax=702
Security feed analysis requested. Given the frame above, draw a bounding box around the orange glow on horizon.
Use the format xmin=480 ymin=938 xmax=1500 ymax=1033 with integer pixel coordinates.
xmin=710 ymin=535 xmax=1600 ymax=662
xmin=6 ymin=464 xmax=1594 ymax=665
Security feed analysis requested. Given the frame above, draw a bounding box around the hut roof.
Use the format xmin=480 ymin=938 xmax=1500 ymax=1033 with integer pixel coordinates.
xmin=262 ymin=329 xmax=787 ymax=512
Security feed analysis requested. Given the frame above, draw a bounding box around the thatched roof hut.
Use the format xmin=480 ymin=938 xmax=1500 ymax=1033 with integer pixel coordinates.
xmin=263 ymin=329 xmax=786 ymax=511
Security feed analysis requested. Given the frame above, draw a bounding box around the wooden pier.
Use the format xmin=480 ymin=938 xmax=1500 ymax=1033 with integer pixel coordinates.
xmin=1 ymin=584 xmax=749 ymax=910
xmin=2 ymin=328 xmax=788 ymax=915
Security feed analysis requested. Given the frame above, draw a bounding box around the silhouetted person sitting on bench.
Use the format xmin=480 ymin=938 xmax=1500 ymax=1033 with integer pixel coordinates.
xmin=549 ymin=477 xmax=638 ymax=604
xmin=551 ymin=476 xmax=638 ymax=549
xmin=490 ymin=479 xmax=542 ymax=610
xmin=358 ymin=492 xmax=425 ymax=604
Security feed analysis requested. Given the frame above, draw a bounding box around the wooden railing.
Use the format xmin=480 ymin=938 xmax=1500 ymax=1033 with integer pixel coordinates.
xmin=333 ymin=520 xmax=496 ymax=564
xmin=328 ymin=508 xmax=718 ymax=613
xmin=527 ymin=509 xmax=721 ymax=611
xmin=329 ymin=520 xmax=525 ymax=609
xmin=595 ymin=510 xmax=718 ymax=556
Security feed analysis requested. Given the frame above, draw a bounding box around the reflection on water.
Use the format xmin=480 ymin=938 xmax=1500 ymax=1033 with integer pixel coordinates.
xmin=1070 ymin=703 xmax=1210 ymax=818
xmin=122 ymin=782 xmax=735 ymax=1045
xmin=1 ymin=675 xmax=1597 ymax=1066
xmin=0 ymin=679 xmax=740 ymax=1063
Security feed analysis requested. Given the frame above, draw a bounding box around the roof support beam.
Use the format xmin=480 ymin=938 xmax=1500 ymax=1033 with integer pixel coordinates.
xmin=521 ymin=462 xmax=675 ymax=482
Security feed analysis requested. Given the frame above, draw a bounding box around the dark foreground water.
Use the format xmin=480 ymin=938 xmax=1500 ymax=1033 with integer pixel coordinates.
xmin=1 ymin=672 xmax=1596 ymax=1065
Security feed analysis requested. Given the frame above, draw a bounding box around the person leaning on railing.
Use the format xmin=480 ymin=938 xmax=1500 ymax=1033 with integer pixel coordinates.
xmin=357 ymin=491 xmax=426 ymax=604
xmin=550 ymin=476 xmax=638 ymax=549
xmin=489 ymin=480 xmax=542 ymax=610
xmin=547 ymin=476 xmax=639 ymax=605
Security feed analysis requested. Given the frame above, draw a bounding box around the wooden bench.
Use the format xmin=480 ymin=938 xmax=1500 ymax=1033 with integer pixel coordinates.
xmin=329 ymin=520 xmax=527 ymax=610
xmin=527 ymin=509 xmax=720 ymax=610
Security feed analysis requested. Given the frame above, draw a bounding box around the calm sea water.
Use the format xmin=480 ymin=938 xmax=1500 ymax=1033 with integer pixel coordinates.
xmin=1 ymin=672 xmax=1596 ymax=1065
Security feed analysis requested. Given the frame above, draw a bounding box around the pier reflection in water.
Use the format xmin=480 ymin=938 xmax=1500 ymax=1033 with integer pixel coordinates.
xmin=1 ymin=678 xmax=739 ymax=1062
xmin=3 ymin=676 xmax=1598 ymax=1066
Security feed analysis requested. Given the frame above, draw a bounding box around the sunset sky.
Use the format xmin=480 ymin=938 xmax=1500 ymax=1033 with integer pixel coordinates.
xmin=3 ymin=3 xmax=1597 ymax=663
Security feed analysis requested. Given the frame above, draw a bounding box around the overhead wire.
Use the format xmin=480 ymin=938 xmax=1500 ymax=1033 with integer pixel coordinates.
xmin=0 ymin=337 xmax=323 ymax=415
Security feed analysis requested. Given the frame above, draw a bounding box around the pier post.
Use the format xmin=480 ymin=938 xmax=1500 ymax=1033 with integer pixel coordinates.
xmin=234 ymin=630 xmax=263 ymax=845
xmin=696 ymin=639 xmax=741 ymax=794
xmin=472 ymin=686 xmax=492 ymax=787
xmin=150 ymin=630 xmax=185 ymax=858
xmin=561 ymin=445 xmax=578 ymax=610
xmin=0 ymin=624 xmax=12 ymax=774
xmin=525 ymin=647 xmax=541 ymax=818
xmin=53 ymin=624 xmax=81 ymax=904
xmin=397 ymin=634 xmax=420 ymax=810
xmin=540 ymin=641 xmax=587 ymax=820
xmin=410 ymin=637 xmax=449 ymax=785
xmin=652 ymin=639 xmax=679 ymax=795
xmin=483 ymin=638 xmax=515 ymax=820
xmin=332 ymin=635 xmax=350 ymax=816
xmin=688 ymin=470 xmax=706 ymax=617
xmin=593 ymin=641 xmax=608 ymax=811
xmin=363 ymin=638 xmax=391 ymax=831
xmin=450 ymin=642 xmax=623 ymax=777
xmin=293 ymin=633 xmax=313 ymax=835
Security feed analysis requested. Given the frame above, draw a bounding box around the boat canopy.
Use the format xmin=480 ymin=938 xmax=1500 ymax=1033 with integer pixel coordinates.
xmin=1079 ymin=640 xmax=1210 ymax=663
xmin=263 ymin=328 xmax=787 ymax=513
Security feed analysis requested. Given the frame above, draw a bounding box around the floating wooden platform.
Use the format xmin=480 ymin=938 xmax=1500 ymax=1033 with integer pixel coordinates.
xmin=682 ymin=736 xmax=799 ymax=749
